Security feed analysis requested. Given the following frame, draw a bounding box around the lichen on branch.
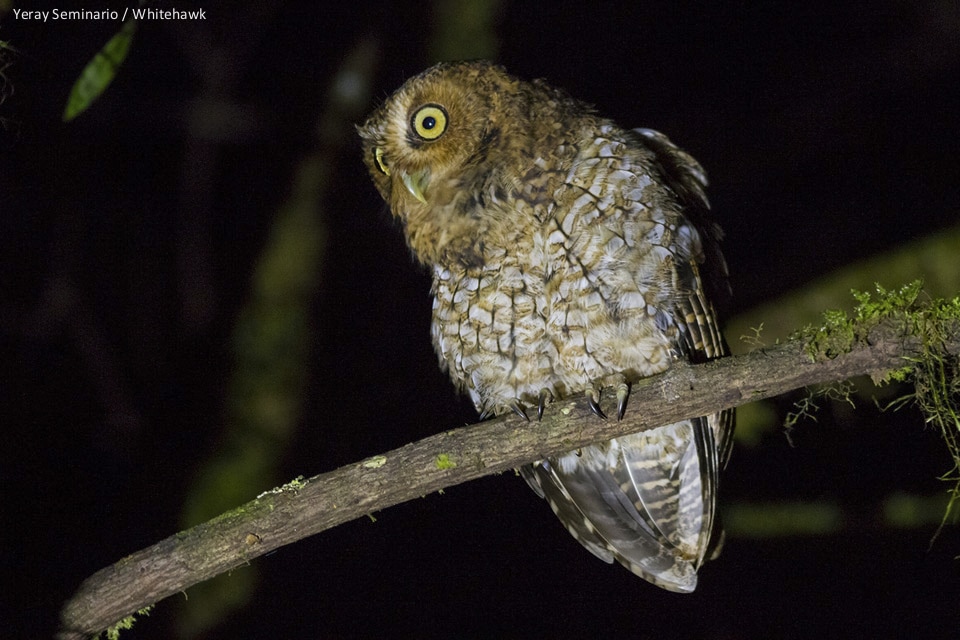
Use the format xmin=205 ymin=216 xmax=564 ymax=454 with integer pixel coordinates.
xmin=799 ymin=281 xmax=960 ymax=525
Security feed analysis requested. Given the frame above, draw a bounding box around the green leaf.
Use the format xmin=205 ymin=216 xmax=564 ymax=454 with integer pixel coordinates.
xmin=62 ymin=20 xmax=137 ymax=122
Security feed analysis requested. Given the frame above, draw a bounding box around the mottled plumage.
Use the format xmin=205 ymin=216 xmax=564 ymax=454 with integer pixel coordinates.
xmin=358 ymin=61 xmax=733 ymax=592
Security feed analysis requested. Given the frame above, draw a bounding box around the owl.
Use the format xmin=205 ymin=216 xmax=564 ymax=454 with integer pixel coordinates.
xmin=358 ymin=61 xmax=733 ymax=592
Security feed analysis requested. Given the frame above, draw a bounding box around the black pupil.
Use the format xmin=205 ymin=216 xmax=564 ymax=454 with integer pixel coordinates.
xmin=422 ymin=116 xmax=436 ymax=130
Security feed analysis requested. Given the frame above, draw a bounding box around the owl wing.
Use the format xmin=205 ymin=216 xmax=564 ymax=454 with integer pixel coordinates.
xmin=520 ymin=419 xmax=713 ymax=592
xmin=521 ymin=128 xmax=733 ymax=592
xmin=637 ymin=126 xmax=735 ymax=469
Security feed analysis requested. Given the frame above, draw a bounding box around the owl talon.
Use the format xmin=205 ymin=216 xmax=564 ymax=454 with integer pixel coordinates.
xmin=509 ymin=400 xmax=530 ymax=422
xmin=537 ymin=389 xmax=553 ymax=421
xmin=588 ymin=397 xmax=607 ymax=419
xmin=586 ymin=387 xmax=607 ymax=419
xmin=616 ymin=380 xmax=631 ymax=421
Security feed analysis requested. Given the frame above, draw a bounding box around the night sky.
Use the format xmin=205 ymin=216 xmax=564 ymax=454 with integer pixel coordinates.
xmin=3 ymin=1 xmax=959 ymax=638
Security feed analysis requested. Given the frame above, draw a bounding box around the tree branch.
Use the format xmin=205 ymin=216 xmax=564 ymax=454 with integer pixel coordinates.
xmin=58 ymin=318 xmax=959 ymax=639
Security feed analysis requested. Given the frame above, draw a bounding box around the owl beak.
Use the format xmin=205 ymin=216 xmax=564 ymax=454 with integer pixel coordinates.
xmin=400 ymin=171 xmax=428 ymax=204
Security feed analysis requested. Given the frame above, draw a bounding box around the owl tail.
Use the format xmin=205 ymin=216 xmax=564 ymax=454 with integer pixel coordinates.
xmin=519 ymin=417 xmax=719 ymax=593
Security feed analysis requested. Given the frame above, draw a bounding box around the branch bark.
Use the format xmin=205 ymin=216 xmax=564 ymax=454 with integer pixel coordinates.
xmin=58 ymin=320 xmax=959 ymax=639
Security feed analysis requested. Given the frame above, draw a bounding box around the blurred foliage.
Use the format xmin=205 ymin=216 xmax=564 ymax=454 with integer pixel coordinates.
xmin=727 ymin=224 xmax=960 ymax=353
xmin=175 ymin=153 xmax=326 ymax=639
xmin=724 ymin=491 xmax=953 ymax=538
xmin=173 ymin=40 xmax=376 ymax=637
xmin=429 ymin=0 xmax=502 ymax=61
xmin=724 ymin=501 xmax=844 ymax=538
xmin=884 ymin=491 xmax=957 ymax=529
xmin=63 ymin=20 xmax=137 ymax=122
xmin=728 ymin=399 xmax=780 ymax=448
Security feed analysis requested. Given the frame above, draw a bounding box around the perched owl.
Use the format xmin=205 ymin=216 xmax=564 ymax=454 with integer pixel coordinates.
xmin=358 ymin=61 xmax=733 ymax=592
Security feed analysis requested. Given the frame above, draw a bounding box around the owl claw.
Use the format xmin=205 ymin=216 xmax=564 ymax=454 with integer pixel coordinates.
xmin=588 ymin=396 xmax=607 ymax=419
xmin=586 ymin=387 xmax=607 ymax=419
xmin=537 ymin=389 xmax=553 ymax=421
xmin=509 ymin=400 xmax=530 ymax=422
xmin=616 ymin=382 xmax=630 ymax=420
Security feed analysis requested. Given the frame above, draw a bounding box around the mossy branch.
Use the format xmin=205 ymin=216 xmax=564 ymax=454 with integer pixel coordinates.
xmin=58 ymin=287 xmax=960 ymax=639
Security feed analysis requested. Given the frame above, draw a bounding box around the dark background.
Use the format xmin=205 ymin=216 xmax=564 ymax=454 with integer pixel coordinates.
xmin=3 ymin=1 xmax=959 ymax=638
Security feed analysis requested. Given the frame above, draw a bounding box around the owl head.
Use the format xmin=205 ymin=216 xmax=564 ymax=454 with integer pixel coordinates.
xmin=357 ymin=61 xmax=518 ymax=215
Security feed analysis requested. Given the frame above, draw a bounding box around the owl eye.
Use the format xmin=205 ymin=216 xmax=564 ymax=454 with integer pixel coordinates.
xmin=374 ymin=147 xmax=390 ymax=176
xmin=411 ymin=104 xmax=448 ymax=141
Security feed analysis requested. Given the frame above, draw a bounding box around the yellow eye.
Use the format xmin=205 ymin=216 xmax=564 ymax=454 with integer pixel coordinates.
xmin=411 ymin=104 xmax=448 ymax=141
xmin=374 ymin=147 xmax=390 ymax=175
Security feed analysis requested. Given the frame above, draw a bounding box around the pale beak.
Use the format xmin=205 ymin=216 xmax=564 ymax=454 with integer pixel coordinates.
xmin=400 ymin=170 xmax=428 ymax=204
